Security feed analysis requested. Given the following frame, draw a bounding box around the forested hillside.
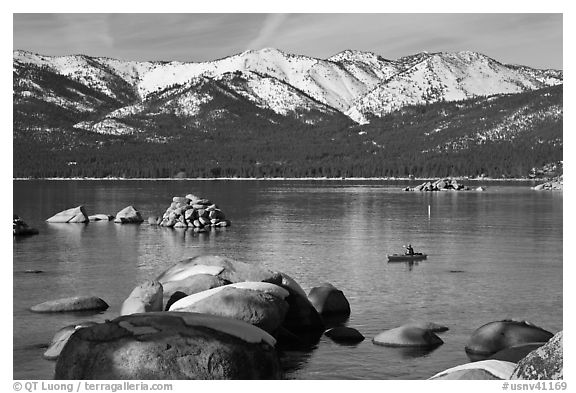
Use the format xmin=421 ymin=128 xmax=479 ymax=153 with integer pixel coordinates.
xmin=13 ymin=85 xmax=562 ymax=179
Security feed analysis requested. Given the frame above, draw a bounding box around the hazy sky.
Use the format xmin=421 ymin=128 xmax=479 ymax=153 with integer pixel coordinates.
xmin=13 ymin=13 xmax=563 ymax=69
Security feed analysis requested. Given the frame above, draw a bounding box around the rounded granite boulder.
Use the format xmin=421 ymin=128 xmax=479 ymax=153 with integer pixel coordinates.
xmin=54 ymin=312 xmax=281 ymax=379
xmin=121 ymin=280 xmax=164 ymax=315
xmin=162 ymin=274 xmax=231 ymax=309
xmin=373 ymin=325 xmax=443 ymax=348
xmin=465 ymin=320 xmax=554 ymax=356
xmin=307 ymin=283 xmax=351 ymax=317
xmin=429 ymin=360 xmax=516 ymax=380
xmin=30 ymin=296 xmax=109 ymax=313
xmin=511 ymin=331 xmax=563 ymax=380
xmin=324 ymin=326 xmax=365 ymax=344
xmin=114 ymin=206 xmax=144 ymax=224
xmin=46 ymin=206 xmax=89 ymax=223
xmin=156 ymin=255 xmax=283 ymax=285
xmin=44 ymin=321 xmax=98 ymax=360
xmin=169 ymin=282 xmax=290 ymax=334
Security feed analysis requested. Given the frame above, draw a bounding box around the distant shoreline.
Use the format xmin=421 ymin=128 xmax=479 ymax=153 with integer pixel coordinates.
xmin=13 ymin=177 xmax=540 ymax=182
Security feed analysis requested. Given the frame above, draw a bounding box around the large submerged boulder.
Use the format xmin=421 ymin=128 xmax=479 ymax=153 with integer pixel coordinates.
xmin=511 ymin=331 xmax=563 ymax=380
xmin=114 ymin=206 xmax=144 ymax=224
xmin=54 ymin=312 xmax=281 ymax=379
xmin=30 ymin=296 xmax=109 ymax=313
xmin=46 ymin=206 xmax=89 ymax=223
xmin=373 ymin=325 xmax=443 ymax=348
xmin=465 ymin=320 xmax=554 ymax=356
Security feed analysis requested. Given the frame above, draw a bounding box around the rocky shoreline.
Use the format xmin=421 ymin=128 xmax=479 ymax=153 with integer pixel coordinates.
xmin=30 ymin=253 xmax=562 ymax=380
xmin=532 ymin=175 xmax=563 ymax=191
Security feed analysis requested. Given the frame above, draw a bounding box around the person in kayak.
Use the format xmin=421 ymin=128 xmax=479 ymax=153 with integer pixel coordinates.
xmin=405 ymin=244 xmax=414 ymax=256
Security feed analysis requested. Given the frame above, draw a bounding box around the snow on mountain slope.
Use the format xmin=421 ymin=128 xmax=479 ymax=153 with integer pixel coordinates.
xmin=347 ymin=51 xmax=563 ymax=123
xmin=14 ymin=50 xmax=138 ymax=102
xmin=14 ymin=49 xmax=563 ymax=125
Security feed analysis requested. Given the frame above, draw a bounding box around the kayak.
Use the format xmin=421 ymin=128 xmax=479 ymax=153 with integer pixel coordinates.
xmin=387 ymin=253 xmax=427 ymax=262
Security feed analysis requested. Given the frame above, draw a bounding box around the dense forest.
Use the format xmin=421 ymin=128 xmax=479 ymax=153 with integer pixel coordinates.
xmin=13 ymin=82 xmax=562 ymax=179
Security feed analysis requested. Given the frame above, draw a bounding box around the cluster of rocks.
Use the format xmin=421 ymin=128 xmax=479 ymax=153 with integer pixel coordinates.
xmin=13 ymin=214 xmax=39 ymax=236
xmin=45 ymin=205 xmax=143 ymax=224
xmin=33 ymin=255 xmax=562 ymax=380
xmin=532 ymin=175 xmax=563 ymax=191
xmin=148 ymin=194 xmax=231 ymax=231
xmin=430 ymin=321 xmax=562 ymax=380
xmin=404 ymin=178 xmax=473 ymax=192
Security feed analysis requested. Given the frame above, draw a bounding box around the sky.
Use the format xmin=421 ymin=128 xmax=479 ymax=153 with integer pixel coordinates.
xmin=13 ymin=13 xmax=563 ymax=69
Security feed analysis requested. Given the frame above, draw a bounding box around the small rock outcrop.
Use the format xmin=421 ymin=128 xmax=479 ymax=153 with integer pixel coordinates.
xmin=46 ymin=206 xmax=89 ymax=223
xmin=532 ymin=175 xmax=563 ymax=191
xmin=13 ymin=214 xmax=39 ymax=236
xmin=30 ymin=296 xmax=109 ymax=313
xmin=511 ymin=331 xmax=563 ymax=380
xmin=88 ymin=214 xmax=113 ymax=221
xmin=404 ymin=178 xmax=471 ymax=192
xmin=324 ymin=327 xmax=365 ymax=344
xmin=114 ymin=206 xmax=144 ymax=223
xmin=153 ymin=194 xmax=231 ymax=230
xmin=55 ymin=312 xmax=281 ymax=379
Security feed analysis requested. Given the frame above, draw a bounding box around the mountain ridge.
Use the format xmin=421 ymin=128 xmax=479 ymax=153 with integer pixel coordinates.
xmin=14 ymin=48 xmax=562 ymax=125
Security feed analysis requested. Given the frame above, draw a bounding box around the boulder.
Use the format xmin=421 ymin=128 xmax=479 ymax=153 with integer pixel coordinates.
xmin=30 ymin=296 xmax=109 ymax=313
xmin=172 ymin=196 xmax=190 ymax=204
xmin=373 ymin=325 xmax=443 ymax=348
xmin=511 ymin=331 xmax=563 ymax=380
xmin=465 ymin=320 xmax=554 ymax=356
xmin=121 ymin=280 xmax=164 ymax=316
xmin=46 ymin=206 xmax=89 ymax=223
xmin=281 ymin=288 xmax=325 ymax=344
xmin=162 ymin=274 xmax=230 ymax=307
xmin=148 ymin=216 xmax=159 ymax=225
xmin=489 ymin=343 xmax=546 ymax=363
xmin=44 ymin=321 xmax=98 ymax=360
xmin=429 ymin=360 xmax=516 ymax=380
xmin=307 ymin=283 xmax=351 ymax=317
xmin=156 ymin=255 xmax=283 ymax=286
xmin=324 ymin=327 xmax=365 ymax=344
xmin=114 ymin=206 xmax=143 ymax=224
xmin=169 ymin=283 xmax=290 ymax=334
xmin=88 ymin=214 xmax=113 ymax=222
xmin=405 ymin=321 xmax=449 ymax=333
xmin=54 ymin=312 xmax=281 ymax=379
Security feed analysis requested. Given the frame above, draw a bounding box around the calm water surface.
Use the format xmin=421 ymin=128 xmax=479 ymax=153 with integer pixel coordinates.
xmin=13 ymin=180 xmax=563 ymax=380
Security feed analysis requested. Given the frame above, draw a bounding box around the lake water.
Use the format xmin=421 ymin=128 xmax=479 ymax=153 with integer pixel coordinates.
xmin=12 ymin=180 xmax=563 ymax=380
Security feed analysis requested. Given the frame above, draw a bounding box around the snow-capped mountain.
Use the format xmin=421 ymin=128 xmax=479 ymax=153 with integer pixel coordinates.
xmin=13 ymin=48 xmax=562 ymax=131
